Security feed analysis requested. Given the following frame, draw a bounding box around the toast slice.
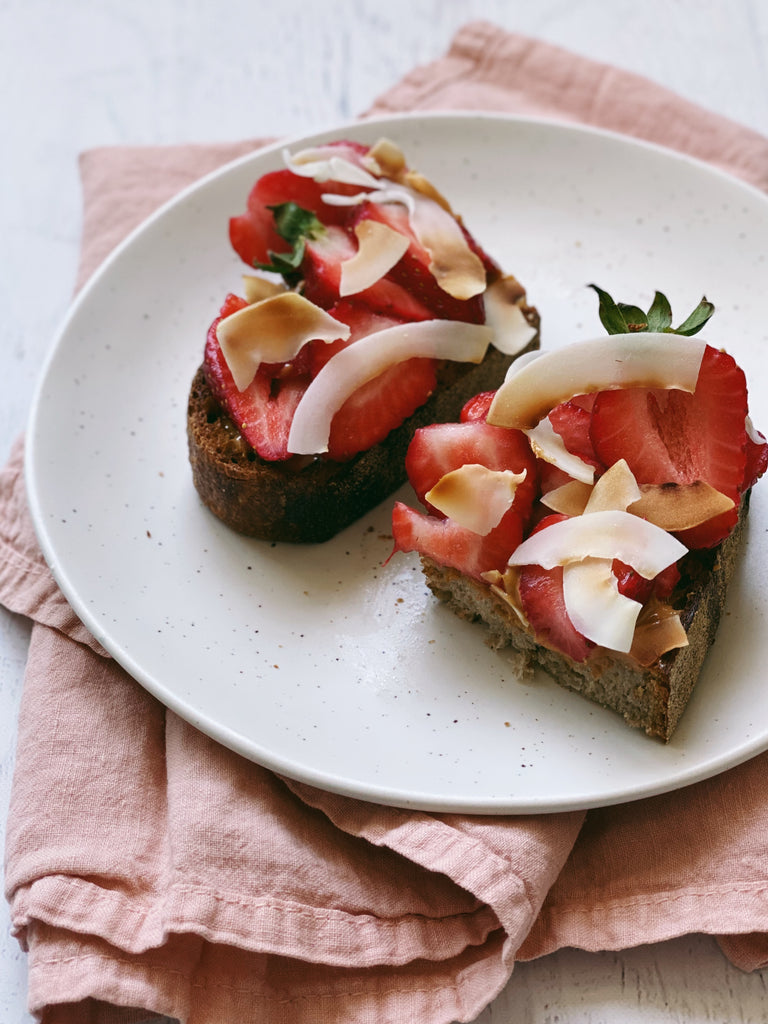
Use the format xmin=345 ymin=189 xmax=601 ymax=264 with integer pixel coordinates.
xmin=188 ymin=136 xmax=541 ymax=542
xmin=420 ymin=494 xmax=749 ymax=741
xmin=390 ymin=292 xmax=767 ymax=740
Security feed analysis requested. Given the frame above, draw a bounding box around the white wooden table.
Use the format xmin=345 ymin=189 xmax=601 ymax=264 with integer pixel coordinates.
xmin=3 ymin=1 xmax=768 ymax=1020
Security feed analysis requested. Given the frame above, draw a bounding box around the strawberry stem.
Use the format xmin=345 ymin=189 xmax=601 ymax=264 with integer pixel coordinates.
xmin=589 ymin=284 xmax=714 ymax=336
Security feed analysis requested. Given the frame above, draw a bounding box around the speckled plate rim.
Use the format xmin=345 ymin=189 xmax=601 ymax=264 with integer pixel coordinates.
xmin=25 ymin=111 xmax=768 ymax=814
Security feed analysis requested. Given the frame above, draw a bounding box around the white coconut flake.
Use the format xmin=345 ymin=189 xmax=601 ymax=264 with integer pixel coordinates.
xmin=501 ymin=348 xmax=543 ymax=383
xmin=321 ymin=185 xmax=415 ymax=210
xmin=483 ymin=279 xmax=538 ymax=355
xmin=488 ymin=333 xmax=707 ymax=430
xmin=562 ymin=558 xmax=643 ymax=653
xmin=287 ymin=320 xmax=493 ymax=455
xmin=747 ymin=414 xmax=767 ymax=444
xmin=426 ymin=464 xmax=527 ymax=535
xmin=283 ymin=146 xmax=383 ymax=189
xmin=507 ymin=509 xmax=686 ymax=579
xmin=525 ymin=418 xmax=595 ymax=485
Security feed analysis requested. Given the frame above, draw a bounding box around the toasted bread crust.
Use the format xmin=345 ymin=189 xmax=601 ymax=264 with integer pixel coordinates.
xmin=420 ymin=496 xmax=750 ymax=741
xmin=188 ymin=307 xmax=539 ymax=542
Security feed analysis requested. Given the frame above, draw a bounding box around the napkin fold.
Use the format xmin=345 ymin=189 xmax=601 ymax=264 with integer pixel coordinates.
xmin=5 ymin=20 xmax=768 ymax=1024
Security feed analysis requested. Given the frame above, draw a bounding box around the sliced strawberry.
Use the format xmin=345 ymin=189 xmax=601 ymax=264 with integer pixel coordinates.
xmin=229 ymin=202 xmax=285 ymax=267
xmin=536 ymin=462 xmax=574 ymax=496
xmin=590 ymin=346 xmax=749 ymax=548
xmin=514 ymin=514 xmax=594 ymax=663
xmin=460 ymin=390 xmax=496 ymax=422
xmin=350 ymin=201 xmax=487 ymax=323
xmin=300 ymin=223 xmax=433 ymax=321
xmin=744 ymin=424 xmax=768 ymax=491
xmin=548 ymin=398 xmax=603 ymax=472
xmin=229 ymin=141 xmax=378 ymax=269
xmin=296 ymin=299 xmax=436 ymax=462
xmin=405 ymin=421 xmax=537 ymax=515
xmin=299 ymin=226 xmax=355 ymax=308
xmin=391 ymin=501 xmax=527 ymax=579
xmin=613 ymin=559 xmax=680 ymax=605
xmin=304 ymin=300 xmax=402 ymax=376
xmin=518 ymin=564 xmax=595 ymax=663
xmin=391 ymin=420 xmax=537 ymax=577
xmin=251 ymin=169 xmax=360 ymax=227
xmin=203 ymin=294 xmax=310 ymax=461
xmin=327 ymin=357 xmax=437 ymax=462
xmin=229 ymin=140 xmax=408 ymax=270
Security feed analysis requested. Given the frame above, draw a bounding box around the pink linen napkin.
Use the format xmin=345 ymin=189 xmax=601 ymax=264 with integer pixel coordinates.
xmin=5 ymin=20 xmax=768 ymax=1023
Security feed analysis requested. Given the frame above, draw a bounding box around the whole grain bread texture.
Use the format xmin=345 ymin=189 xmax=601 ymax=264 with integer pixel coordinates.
xmin=419 ymin=495 xmax=751 ymax=741
xmin=188 ymin=298 xmax=539 ymax=543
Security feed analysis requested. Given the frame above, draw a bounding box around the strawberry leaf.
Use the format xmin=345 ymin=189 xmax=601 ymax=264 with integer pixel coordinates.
xmin=253 ymin=202 xmax=326 ymax=285
xmin=674 ymin=297 xmax=715 ymax=336
xmin=646 ymin=290 xmax=673 ymax=332
xmin=589 ymin=284 xmax=633 ymax=334
xmin=617 ymin=303 xmax=648 ymax=331
xmin=590 ymin=284 xmax=715 ymax=336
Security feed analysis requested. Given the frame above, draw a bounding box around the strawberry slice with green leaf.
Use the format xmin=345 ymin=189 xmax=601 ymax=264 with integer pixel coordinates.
xmin=229 ymin=141 xmax=375 ymax=266
xmin=585 ymin=285 xmax=759 ymax=548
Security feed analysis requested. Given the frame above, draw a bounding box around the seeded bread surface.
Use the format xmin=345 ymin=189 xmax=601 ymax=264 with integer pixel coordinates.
xmin=420 ymin=496 xmax=750 ymax=741
xmin=188 ymin=303 xmax=539 ymax=542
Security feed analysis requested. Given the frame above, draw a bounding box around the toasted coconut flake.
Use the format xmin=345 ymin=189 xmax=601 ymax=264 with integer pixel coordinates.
xmin=402 ymin=170 xmax=453 ymax=212
xmin=630 ymin=598 xmax=689 ymax=666
xmin=507 ymin=509 xmax=686 ymax=579
xmin=242 ymin=275 xmax=286 ymax=304
xmin=288 ymin=320 xmax=493 ymax=455
xmin=426 ymin=464 xmax=527 ymax=536
xmin=319 ymin=179 xmax=487 ymax=300
xmin=482 ymin=566 xmax=528 ymax=625
xmin=409 ymin=192 xmax=487 ymax=300
xmin=563 ymin=557 xmax=642 ymax=653
xmin=584 ymin=459 xmax=643 ymax=513
xmin=541 ymin=480 xmax=593 ymax=516
xmin=365 ymin=138 xmax=406 ymax=178
xmin=488 ymin=334 xmax=706 ymax=430
xmin=483 ymin=277 xmax=538 ymax=356
xmin=339 ymin=221 xmax=410 ymax=297
xmin=216 ymin=292 xmax=350 ymax=392
xmin=629 ymin=481 xmax=736 ymax=531
xmin=525 ymin=418 xmax=595 ymax=485
xmin=541 ymin=461 xmax=643 ymax=516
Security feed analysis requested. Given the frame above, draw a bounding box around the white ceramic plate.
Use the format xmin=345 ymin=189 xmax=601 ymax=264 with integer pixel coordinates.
xmin=26 ymin=113 xmax=768 ymax=813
